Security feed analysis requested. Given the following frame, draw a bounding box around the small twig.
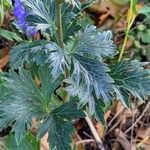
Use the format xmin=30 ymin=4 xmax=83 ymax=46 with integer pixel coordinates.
xmin=106 ymin=106 xmax=125 ymax=131
xmin=130 ymin=110 xmax=135 ymax=148
xmin=83 ymin=131 xmax=93 ymax=139
xmin=125 ymin=102 xmax=150 ymax=134
xmin=116 ymin=108 xmax=126 ymax=137
xmin=106 ymin=117 xmax=122 ymax=134
xmin=84 ymin=111 xmax=105 ymax=150
xmin=76 ymin=139 xmax=95 ymax=146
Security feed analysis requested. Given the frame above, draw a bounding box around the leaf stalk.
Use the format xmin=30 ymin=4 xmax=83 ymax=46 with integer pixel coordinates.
xmin=56 ymin=0 xmax=64 ymax=48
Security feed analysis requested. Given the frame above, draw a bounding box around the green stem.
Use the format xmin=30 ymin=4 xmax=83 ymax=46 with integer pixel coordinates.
xmin=0 ymin=0 xmax=4 ymax=27
xmin=118 ymin=0 xmax=135 ymax=62
xmin=118 ymin=26 xmax=130 ymax=62
xmin=56 ymin=0 xmax=69 ymax=102
xmin=56 ymin=0 xmax=64 ymax=48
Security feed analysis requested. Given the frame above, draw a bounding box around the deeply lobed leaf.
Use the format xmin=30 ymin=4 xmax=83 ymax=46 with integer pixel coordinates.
xmin=67 ymin=26 xmax=117 ymax=59
xmin=22 ymin=0 xmax=55 ymax=34
xmin=11 ymin=41 xmax=69 ymax=79
xmin=110 ymin=61 xmax=150 ymax=107
xmin=0 ymin=66 xmax=63 ymax=144
xmin=0 ymin=67 xmax=84 ymax=148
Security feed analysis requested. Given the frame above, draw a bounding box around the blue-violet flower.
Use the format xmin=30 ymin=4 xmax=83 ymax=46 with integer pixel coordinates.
xmin=14 ymin=0 xmax=37 ymax=36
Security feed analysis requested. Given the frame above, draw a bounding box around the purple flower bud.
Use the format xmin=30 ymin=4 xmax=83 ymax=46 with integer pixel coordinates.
xmin=14 ymin=0 xmax=37 ymax=36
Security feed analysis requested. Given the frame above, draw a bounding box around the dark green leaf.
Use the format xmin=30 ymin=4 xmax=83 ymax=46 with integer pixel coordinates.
xmin=67 ymin=26 xmax=117 ymax=59
xmin=38 ymin=116 xmax=73 ymax=150
xmin=0 ymin=66 xmax=62 ymax=144
xmin=72 ymin=54 xmax=113 ymax=101
xmin=65 ymin=54 xmax=113 ymax=115
xmin=38 ymin=99 xmax=84 ymax=150
xmin=52 ymin=97 xmax=85 ymax=120
xmin=110 ymin=61 xmax=150 ymax=107
xmin=95 ymin=98 xmax=105 ymax=125
xmin=5 ymin=133 xmax=40 ymax=150
xmin=10 ymin=40 xmax=48 ymax=69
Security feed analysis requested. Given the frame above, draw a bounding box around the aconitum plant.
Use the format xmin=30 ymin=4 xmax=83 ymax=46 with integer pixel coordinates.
xmin=0 ymin=0 xmax=150 ymax=149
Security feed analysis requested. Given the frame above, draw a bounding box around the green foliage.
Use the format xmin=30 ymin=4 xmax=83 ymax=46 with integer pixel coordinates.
xmin=22 ymin=0 xmax=55 ymax=34
xmin=10 ymin=40 xmax=48 ymax=68
xmin=40 ymin=116 xmax=74 ymax=150
xmin=0 ymin=0 xmax=150 ymax=149
xmin=38 ymin=98 xmax=84 ymax=150
xmin=110 ymin=61 xmax=150 ymax=107
xmin=0 ymin=66 xmax=62 ymax=143
xmin=5 ymin=133 xmax=40 ymax=150
xmin=139 ymin=5 xmax=150 ymax=18
xmin=66 ymin=54 xmax=113 ymax=109
xmin=0 ymin=28 xmax=22 ymax=42
xmin=0 ymin=66 xmax=84 ymax=149
xmin=22 ymin=0 xmax=93 ymax=40
xmin=67 ymin=26 xmax=117 ymax=59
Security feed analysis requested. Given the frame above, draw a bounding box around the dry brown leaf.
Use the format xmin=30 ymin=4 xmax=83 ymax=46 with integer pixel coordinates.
xmin=72 ymin=133 xmax=84 ymax=150
xmin=0 ymin=47 xmax=10 ymax=69
xmin=98 ymin=0 xmax=121 ymax=17
xmin=116 ymin=102 xmax=138 ymax=124
xmin=137 ymin=127 xmax=150 ymax=139
xmin=0 ymin=55 xmax=9 ymax=69
xmin=96 ymin=110 xmax=111 ymax=138
xmin=40 ymin=133 xmax=49 ymax=150
xmin=137 ymin=137 xmax=150 ymax=150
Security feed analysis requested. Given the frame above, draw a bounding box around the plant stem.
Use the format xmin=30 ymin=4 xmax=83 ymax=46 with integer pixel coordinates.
xmin=56 ymin=0 xmax=68 ymax=101
xmin=118 ymin=0 xmax=136 ymax=62
xmin=56 ymin=0 xmax=64 ymax=48
xmin=84 ymin=111 xmax=105 ymax=150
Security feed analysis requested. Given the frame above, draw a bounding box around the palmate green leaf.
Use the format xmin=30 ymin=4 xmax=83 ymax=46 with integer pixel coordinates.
xmin=0 ymin=67 xmax=84 ymax=148
xmin=65 ymin=54 xmax=114 ymax=118
xmin=109 ymin=61 xmax=150 ymax=107
xmin=0 ymin=66 xmax=63 ymax=144
xmin=67 ymin=26 xmax=117 ymax=59
xmin=38 ymin=116 xmax=74 ymax=150
xmin=38 ymin=98 xmax=85 ymax=150
xmin=72 ymin=54 xmax=113 ymax=101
